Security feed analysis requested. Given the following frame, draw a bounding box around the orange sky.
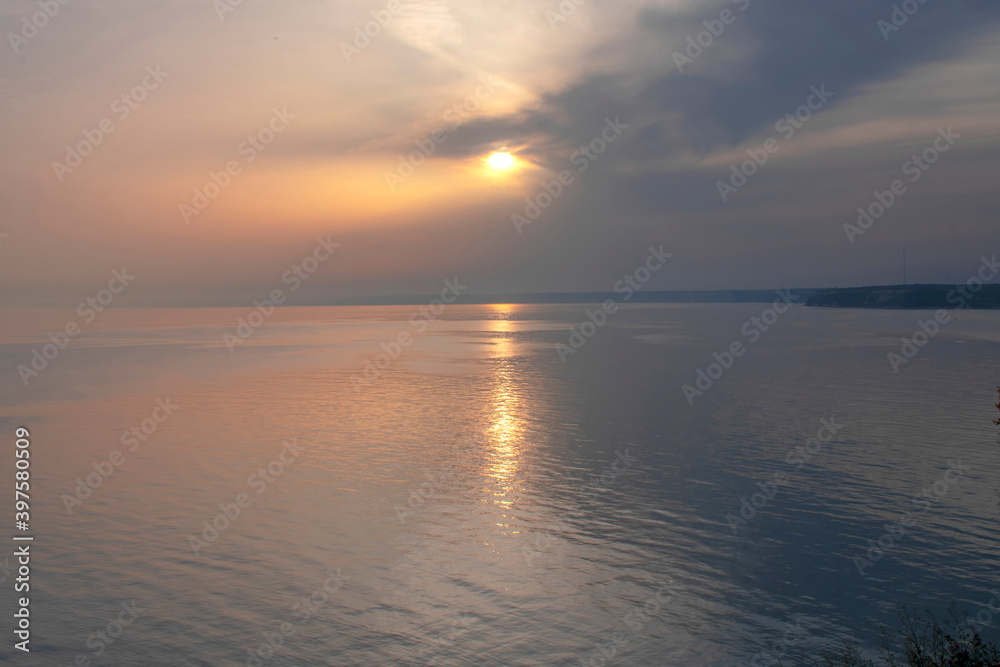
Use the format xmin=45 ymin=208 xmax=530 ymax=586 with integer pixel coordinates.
xmin=2 ymin=0 xmax=1000 ymax=304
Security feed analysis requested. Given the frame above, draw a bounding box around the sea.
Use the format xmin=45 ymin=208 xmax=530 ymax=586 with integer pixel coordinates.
xmin=0 ymin=302 xmax=998 ymax=666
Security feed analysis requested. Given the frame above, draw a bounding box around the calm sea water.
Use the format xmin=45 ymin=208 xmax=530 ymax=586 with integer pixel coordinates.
xmin=0 ymin=303 xmax=998 ymax=666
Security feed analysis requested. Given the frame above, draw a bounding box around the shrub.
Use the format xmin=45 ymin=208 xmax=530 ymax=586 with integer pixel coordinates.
xmin=819 ymin=607 xmax=1000 ymax=667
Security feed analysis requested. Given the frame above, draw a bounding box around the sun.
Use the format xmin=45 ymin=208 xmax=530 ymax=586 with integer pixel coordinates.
xmin=487 ymin=152 xmax=515 ymax=170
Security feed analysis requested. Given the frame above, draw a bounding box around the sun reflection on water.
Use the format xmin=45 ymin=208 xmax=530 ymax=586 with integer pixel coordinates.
xmin=483 ymin=306 xmax=524 ymax=519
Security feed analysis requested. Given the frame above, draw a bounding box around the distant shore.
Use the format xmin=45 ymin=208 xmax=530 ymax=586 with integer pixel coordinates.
xmin=17 ymin=285 xmax=1000 ymax=309
xmin=314 ymin=285 xmax=1000 ymax=309
xmin=805 ymin=284 xmax=1000 ymax=309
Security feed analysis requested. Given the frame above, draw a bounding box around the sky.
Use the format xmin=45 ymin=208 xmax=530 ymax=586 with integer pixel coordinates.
xmin=1 ymin=0 xmax=999 ymax=306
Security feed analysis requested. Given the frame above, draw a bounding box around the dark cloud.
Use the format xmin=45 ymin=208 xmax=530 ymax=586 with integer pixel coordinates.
xmin=423 ymin=0 xmax=1000 ymax=164
xmin=373 ymin=0 xmax=1000 ymax=294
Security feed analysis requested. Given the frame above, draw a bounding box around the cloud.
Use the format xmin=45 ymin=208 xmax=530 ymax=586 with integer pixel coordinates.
xmin=411 ymin=0 xmax=1000 ymax=168
xmin=1 ymin=0 xmax=999 ymax=302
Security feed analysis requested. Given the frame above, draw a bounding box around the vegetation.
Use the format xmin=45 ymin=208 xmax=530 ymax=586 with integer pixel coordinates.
xmin=817 ymin=392 xmax=1000 ymax=666
xmin=994 ymin=386 xmax=999 ymax=428
xmin=816 ymin=607 xmax=1000 ymax=666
